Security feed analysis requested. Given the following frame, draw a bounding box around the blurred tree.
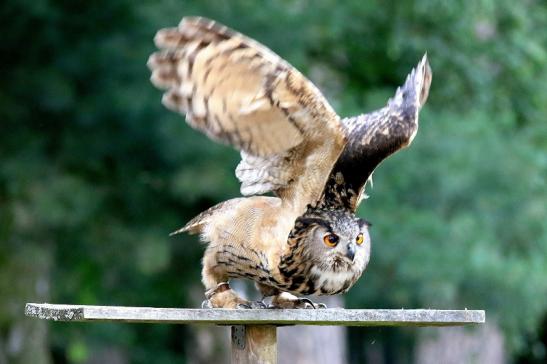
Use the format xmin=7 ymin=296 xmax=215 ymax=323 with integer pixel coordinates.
xmin=0 ymin=0 xmax=545 ymax=363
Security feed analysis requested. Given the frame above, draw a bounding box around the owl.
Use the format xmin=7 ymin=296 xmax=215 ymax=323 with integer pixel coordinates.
xmin=148 ymin=17 xmax=431 ymax=308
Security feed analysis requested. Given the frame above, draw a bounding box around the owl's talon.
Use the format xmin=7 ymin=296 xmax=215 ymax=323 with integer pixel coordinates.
xmin=236 ymin=303 xmax=252 ymax=309
xmin=297 ymin=298 xmax=326 ymax=309
xmin=201 ymin=299 xmax=213 ymax=309
xmin=270 ymin=292 xmax=327 ymax=309
xmin=253 ymin=300 xmax=268 ymax=309
xmin=237 ymin=300 xmax=268 ymax=309
xmin=299 ymin=298 xmax=316 ymax=309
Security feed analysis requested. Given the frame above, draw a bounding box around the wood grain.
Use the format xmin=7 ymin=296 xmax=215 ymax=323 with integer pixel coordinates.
xmin=25 ymin=303 xmax=485 ymax=327
xmin=231 ymin=325 xmax=277 ymax=364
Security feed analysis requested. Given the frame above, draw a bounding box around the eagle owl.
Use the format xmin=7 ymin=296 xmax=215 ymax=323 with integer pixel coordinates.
xmin=148 ymin=17 xmax=432 ymax=308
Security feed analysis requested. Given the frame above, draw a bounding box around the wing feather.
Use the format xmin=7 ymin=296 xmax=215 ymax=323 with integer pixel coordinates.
xmin=320 ymin=55 xmax=432 ymax=211
xmin=148 ymin=17 xmax=346 ymax=207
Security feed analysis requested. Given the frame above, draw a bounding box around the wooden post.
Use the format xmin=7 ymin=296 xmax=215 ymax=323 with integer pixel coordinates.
xmin=231 ymin=325 xmax=277 ymax=364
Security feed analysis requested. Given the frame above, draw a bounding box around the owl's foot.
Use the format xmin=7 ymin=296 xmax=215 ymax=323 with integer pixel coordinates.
xmin=203 ymin=282 xmax=250 ymax=309
xmin=270 ymin=292 xmax=327 ymax=309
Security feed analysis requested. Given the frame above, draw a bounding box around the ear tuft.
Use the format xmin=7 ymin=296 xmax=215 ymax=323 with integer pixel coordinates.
xmin=357 ymin=218 xmax=372 ymax=228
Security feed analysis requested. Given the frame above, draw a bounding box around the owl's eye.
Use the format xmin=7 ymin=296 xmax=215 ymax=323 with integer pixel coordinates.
xmin=356 ymin=233 xmax=364 ymax=245
xmin=323 ymin=233 xmax=339 ymax=247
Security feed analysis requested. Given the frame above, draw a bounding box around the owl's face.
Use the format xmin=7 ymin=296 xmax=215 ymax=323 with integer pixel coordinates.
xmin=291 ymin=207 xmax=371 ymax=293
xmin=303 ymin=209 xmax=370 ymax=267
xmin=282 ymin=207 xmax=371 ymax=295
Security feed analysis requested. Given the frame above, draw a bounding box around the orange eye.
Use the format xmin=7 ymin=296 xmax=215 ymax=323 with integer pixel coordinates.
xmin=323 ymin=233 xmax=339 ymax=247
xmin=356 ymin=233 xmax=364 ymax=245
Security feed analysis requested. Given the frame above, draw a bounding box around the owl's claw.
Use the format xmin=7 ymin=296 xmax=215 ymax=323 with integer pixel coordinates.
xmin=270 ymin=292 xmax=327 ymax=309
xmin=201 ymin=299 xmax=213 ymax=308
xmin=299 ymin=298 xmax=316 ymax=308
xmin=297 ymin=298 xmax=327 ymax=309
xmin=236 ymin=300 xmax=268 ymax=309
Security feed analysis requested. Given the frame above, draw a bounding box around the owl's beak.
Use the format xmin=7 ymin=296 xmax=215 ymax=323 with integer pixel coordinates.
xmin=346 ymin=244 xmax=356 ymax=261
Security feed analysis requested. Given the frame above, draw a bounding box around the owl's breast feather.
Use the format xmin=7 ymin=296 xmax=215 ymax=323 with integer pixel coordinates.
xmin=307 ymin=265 xmax=362 ymax=295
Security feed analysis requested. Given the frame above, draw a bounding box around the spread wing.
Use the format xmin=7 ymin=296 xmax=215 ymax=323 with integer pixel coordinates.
xmin=148 ymin=17 xmax=346 ymax=205
xmin=320 ymin=55 xmax=432 ymax=211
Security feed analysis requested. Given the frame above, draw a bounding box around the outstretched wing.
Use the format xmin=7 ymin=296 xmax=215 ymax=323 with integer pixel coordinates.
xmin=148 ymin=17 xmax=346 ymax=206
xmin=320 ymin=55 xmax=432 ymax=211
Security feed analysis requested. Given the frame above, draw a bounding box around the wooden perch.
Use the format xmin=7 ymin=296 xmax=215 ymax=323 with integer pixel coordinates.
xmin=25 ymin=303 xmax=484 ymax=326
xmin=25 ymin=303 xmax=485 ymax=363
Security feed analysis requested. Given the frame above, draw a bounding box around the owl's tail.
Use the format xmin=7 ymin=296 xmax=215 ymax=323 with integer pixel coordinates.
xmin=170 ymin=198 xmax=245 ymax=236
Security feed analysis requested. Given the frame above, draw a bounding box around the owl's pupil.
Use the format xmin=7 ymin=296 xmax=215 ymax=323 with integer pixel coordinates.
xmin=323 ymin=233 xmax=339 ymax=247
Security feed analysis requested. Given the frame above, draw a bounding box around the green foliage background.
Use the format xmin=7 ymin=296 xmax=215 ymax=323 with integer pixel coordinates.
xmin=1 ymin=0 xmax=545 ymax=363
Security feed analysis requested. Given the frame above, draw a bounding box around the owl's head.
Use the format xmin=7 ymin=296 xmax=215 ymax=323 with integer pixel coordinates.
xmin=291 ymin=206 xmax=371 ymax=271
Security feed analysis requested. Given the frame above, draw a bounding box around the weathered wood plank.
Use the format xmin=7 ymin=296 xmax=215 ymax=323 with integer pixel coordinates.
xmin=25 ymin=303 xmax=485 ymax=326
xmin=231 ymin=325 xmax=277 ymax=364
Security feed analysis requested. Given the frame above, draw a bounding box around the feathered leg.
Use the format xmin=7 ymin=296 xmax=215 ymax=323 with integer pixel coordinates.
xmin=201 ymin=253 xmax=250 ymax=308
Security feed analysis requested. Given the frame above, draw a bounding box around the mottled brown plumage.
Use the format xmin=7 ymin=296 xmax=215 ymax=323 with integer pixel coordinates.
xmin=148 ymin=17 xmax=431 ymax=309
xmin=148 ymin=16 xmax=346 ymax=208
xmin=321 ymin=56 xmax=432 ymax=211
